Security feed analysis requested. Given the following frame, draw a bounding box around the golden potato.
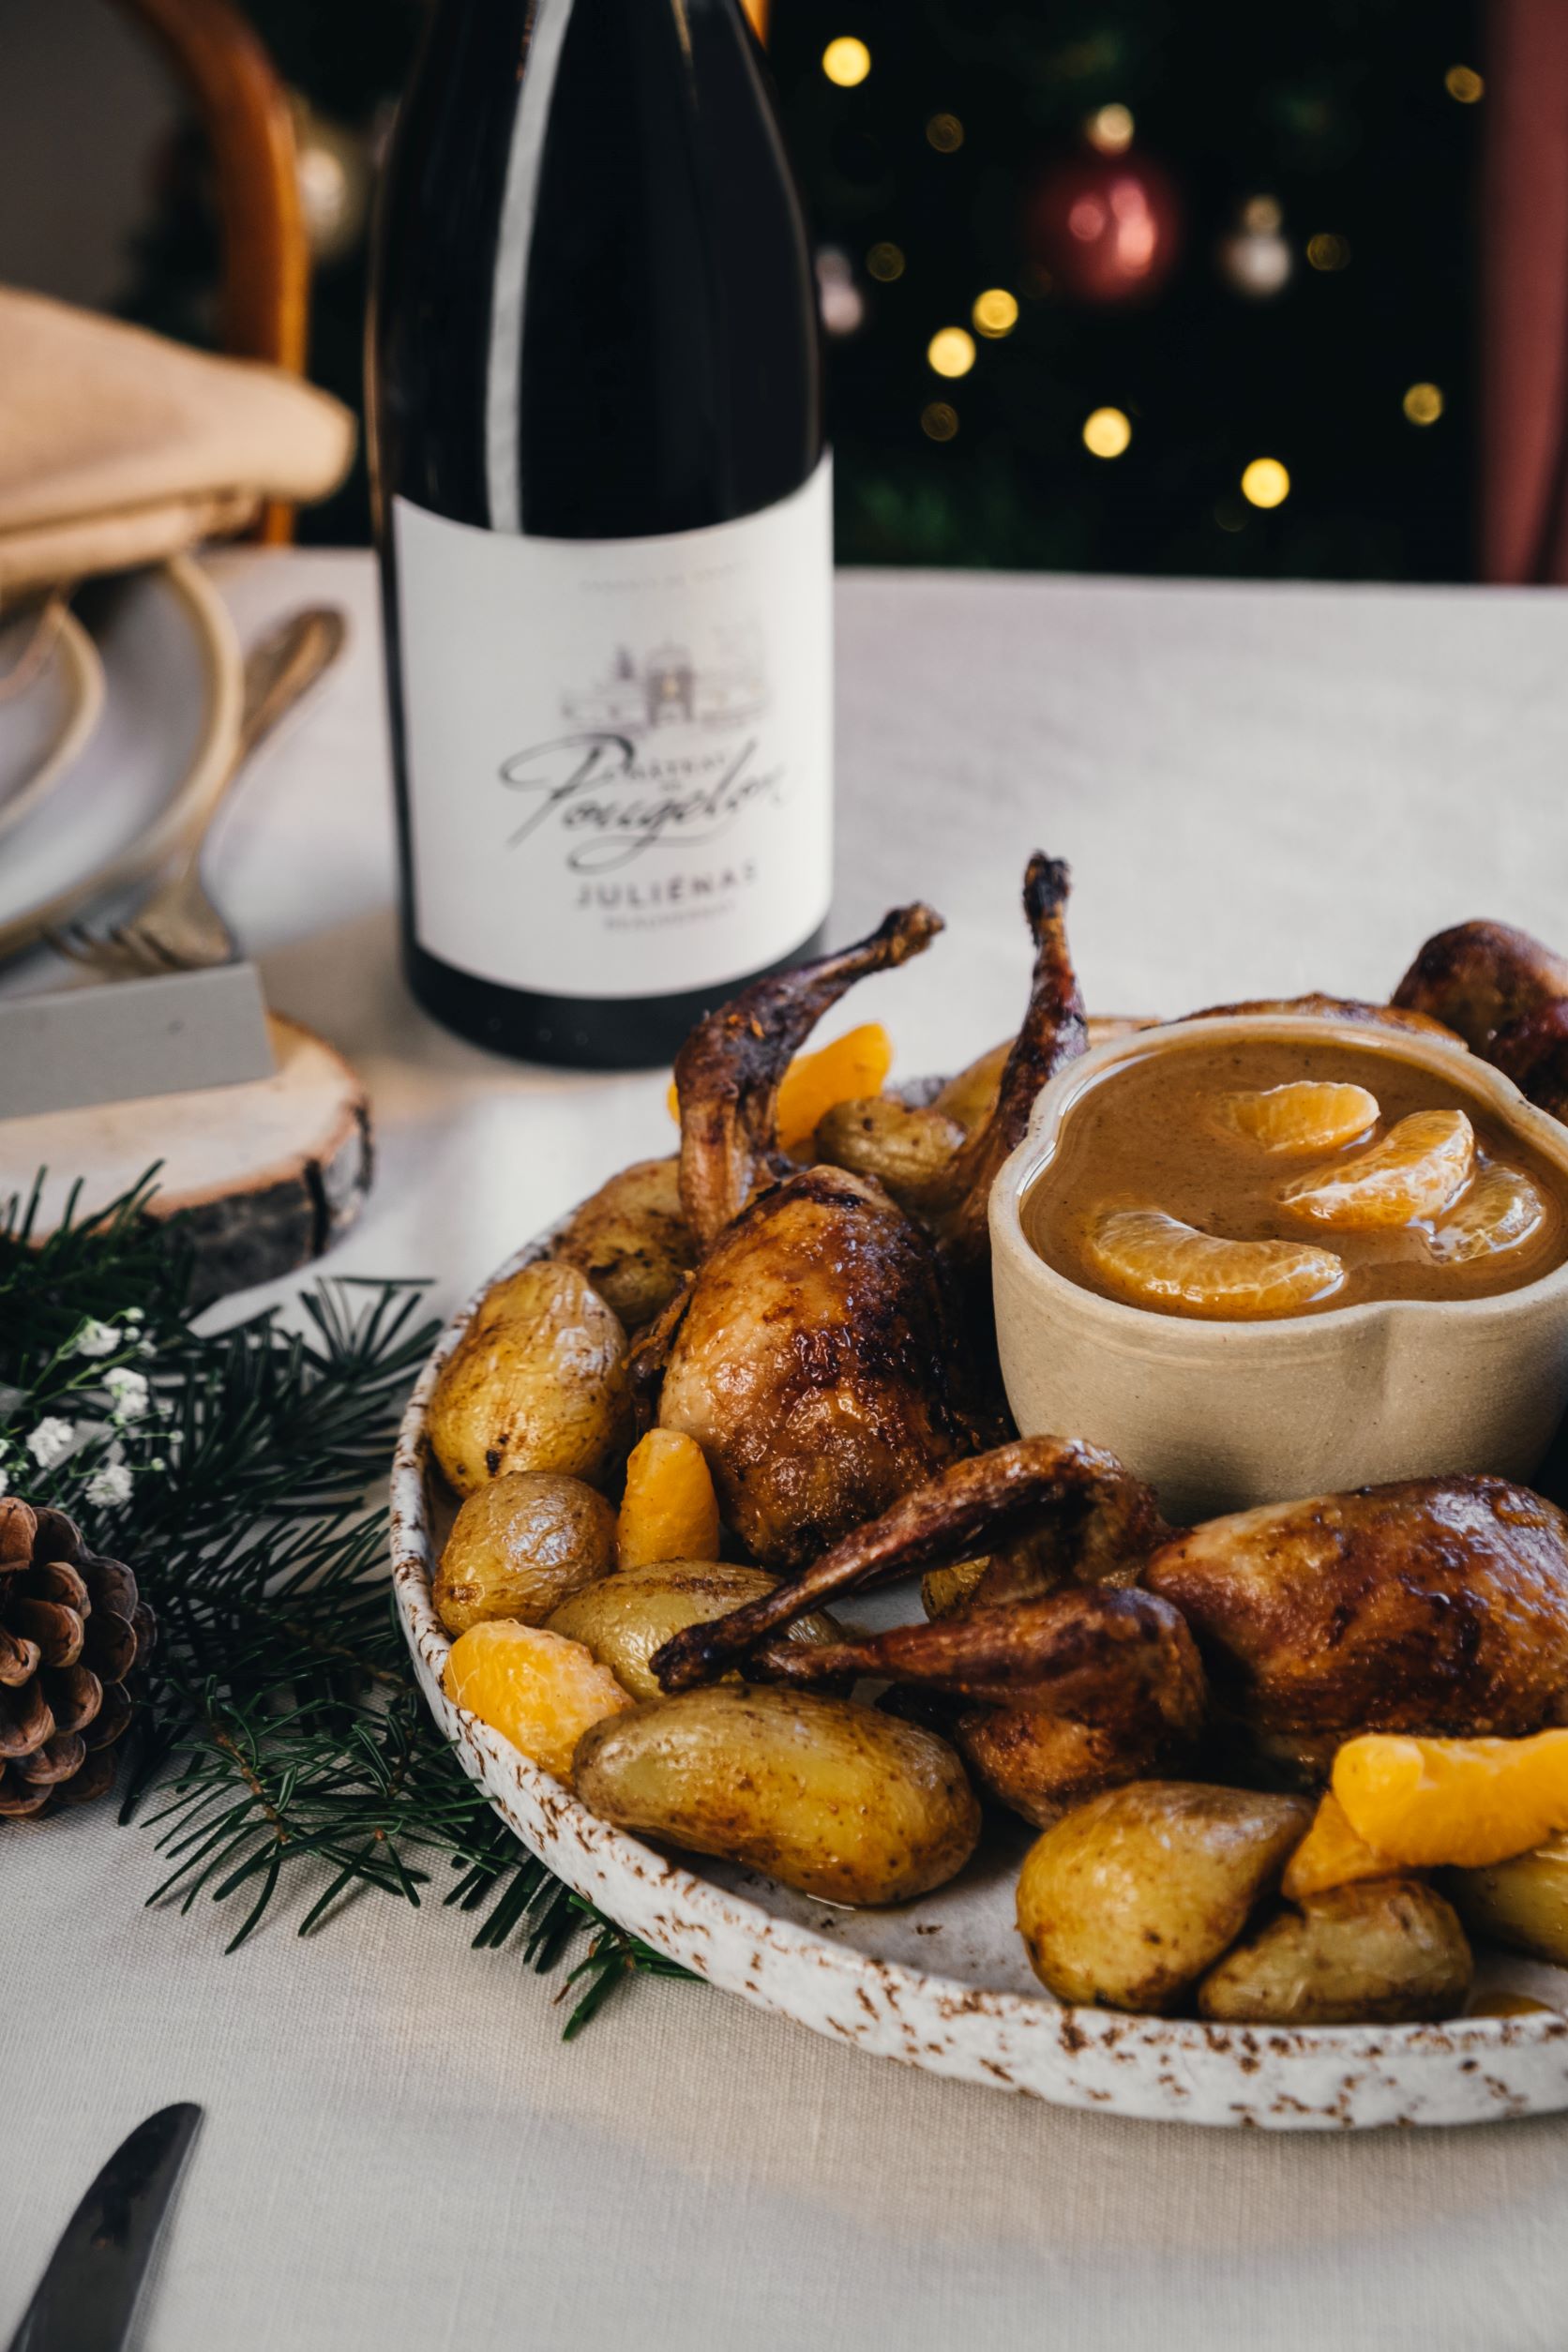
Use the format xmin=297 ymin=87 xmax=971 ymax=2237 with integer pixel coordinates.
xmin=443 ymin=1620 xmax=632 ymax=1780
xmin=433 ymin=1472 xmax=616 ymax=1636
xmin=812 ymin=1097 xmax=965 ymax=1212
xmin=933 ymin=1019 xmax=1155 ymax=1134
xmin=1198 ymin=1880 xmax=1473 ymax=2026
xmin=1448 ymin=1832 xmax=1568 ymax=1967
xmin=1016 ymin=1781 xmax=1311 ymax=2012
xmin=617 ymin=1427 xmax=720 ymax=1569
xmin=549 ymin=1560 xmax=840 ymax=1701
xmin=429 ymin=1259 xmax=631 ymax=1497
xmin=921 ymin=1556 xmax=990 ymax=1621
xmin=932 ymin=1039 xmax=1009 ymax=1133
xmin=574 ymin=1684 xmax=981 ymax=1905
xmin=551 ymin=1157 xmax=695 ymax=1330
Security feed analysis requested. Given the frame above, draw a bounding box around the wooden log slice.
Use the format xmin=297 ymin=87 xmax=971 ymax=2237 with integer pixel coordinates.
xmin=1 ymin=1013 xmax=371 ymax=1307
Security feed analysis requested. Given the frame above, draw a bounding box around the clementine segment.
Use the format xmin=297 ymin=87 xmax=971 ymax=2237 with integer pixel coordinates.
xmin=1220 ymin=1079 xmax=1379 ymax=1156
xmin=443 ymin=1620 xmax=631 ymax=1781
xmin=1283 ymin=1108 xmax=1474 ymax=1228
xmin=668 ymin=1022 xmax=894 ymax=1160
xmin=1281 ymin=1790 xmax=1395 ymax=1900
xmin=617 ymin=1426 xmax=721 ymax=1569
xmin=1333 ymin=1728 xmax=1568 ymax=1869
xmin=1086 ymin=1209 xmax=1345 ymax=1319
xmin=1428 ymin=1164 xmax=1546 ymax=1264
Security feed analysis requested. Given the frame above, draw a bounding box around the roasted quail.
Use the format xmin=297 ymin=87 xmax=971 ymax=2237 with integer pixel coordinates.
xmin=644 ymin=860 xmax=1090 ymax=1569
xmin=1394 ymin=918 xmax=1568 ymax=1122
xmin=654 ymin=1439 xmax=1568 ymax=1807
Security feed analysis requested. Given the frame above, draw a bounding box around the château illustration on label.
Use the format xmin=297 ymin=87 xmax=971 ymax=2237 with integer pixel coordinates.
xmin=368 ymin=0 xmax=831 ymax=1068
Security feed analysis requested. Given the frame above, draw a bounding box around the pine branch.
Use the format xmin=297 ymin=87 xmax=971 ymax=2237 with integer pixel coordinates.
xmin=0 ymin=1169 xmax=698 ymax=2033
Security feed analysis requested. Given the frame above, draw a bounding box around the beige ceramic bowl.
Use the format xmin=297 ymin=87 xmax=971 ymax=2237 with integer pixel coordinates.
xmin=990 ymin=1014 xmax=1568 ymax=1521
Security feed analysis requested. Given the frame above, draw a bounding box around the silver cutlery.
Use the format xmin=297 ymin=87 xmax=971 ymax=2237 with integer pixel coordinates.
xmin=6 ymin=2103 xmax=203 ymax=2352
xmin=49 ymin=603 xmax=346 ymax=980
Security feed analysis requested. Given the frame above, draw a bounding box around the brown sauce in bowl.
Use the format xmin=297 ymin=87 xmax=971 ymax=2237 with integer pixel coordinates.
xmin=1023 ymin=1035 xmax=1568 ymax=1320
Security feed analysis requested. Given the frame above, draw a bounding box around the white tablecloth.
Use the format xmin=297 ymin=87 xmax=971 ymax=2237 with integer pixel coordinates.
xmin=7 ymin=552 xmax=1568 ymax=2350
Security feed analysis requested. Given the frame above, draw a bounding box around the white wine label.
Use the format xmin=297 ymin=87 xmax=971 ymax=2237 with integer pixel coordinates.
xmin=393 ymin=460 xmax=833 ymax=1000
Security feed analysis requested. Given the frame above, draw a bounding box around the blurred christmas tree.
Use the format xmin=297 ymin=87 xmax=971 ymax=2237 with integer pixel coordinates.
xmin=121 ymin=0 xmax=1483 ymax=577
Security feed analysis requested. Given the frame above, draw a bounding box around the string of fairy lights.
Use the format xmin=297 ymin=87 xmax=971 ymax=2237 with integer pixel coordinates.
xmin=816 ymin=33 xmax=1481 ymax=526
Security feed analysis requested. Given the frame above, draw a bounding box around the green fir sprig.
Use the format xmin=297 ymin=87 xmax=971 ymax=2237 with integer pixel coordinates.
xmin=0 ymin=1170 xmax=696 ymax=2035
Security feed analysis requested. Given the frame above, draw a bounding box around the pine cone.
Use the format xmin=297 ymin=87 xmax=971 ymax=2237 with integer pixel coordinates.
xmin=0 ymin=1494 xmax=154 ymax=1820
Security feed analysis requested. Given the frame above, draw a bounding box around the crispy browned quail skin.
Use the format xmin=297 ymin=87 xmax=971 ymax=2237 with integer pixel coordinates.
xmin=1144 ymin=1476 xmax=1568 ymax=1779
xmin=673 ymin=902 xmax=943 ymax=1250
xmin=764 ymin=1586 xmax=1209 ymax=1826
xmin=1392 ymin=919 xmax=1568 ymax=1120
xmin=928 ymin=854 xmax=1088 ymax=1271
xmin=648 ymin=904 xmax=962 ymax=1569
xmin=651 ymin=1435 xmax=1175 ymax=1690
xmin=1184 ymin=992 xmax=1461 ymax=1042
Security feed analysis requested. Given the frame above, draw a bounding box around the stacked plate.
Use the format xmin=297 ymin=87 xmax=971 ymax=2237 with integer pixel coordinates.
xmin=0 ymin=560 xmax=242 ymax=967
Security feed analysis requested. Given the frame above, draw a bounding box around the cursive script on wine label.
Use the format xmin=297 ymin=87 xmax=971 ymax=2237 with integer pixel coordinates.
xmin=393 ymin=460 xmax=832 ymax=999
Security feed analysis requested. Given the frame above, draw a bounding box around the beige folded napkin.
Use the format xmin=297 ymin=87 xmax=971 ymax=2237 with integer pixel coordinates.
xmin=0 ymin=288 xmax=355 ymax=597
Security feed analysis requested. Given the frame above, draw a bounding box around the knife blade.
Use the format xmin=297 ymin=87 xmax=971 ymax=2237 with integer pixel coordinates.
xmin=6 ymin=2103 xmax=203 ymax=2352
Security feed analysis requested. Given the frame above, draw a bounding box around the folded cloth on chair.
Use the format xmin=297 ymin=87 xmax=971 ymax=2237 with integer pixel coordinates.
xmin=0 ymin=287 xmax=354 ymax=596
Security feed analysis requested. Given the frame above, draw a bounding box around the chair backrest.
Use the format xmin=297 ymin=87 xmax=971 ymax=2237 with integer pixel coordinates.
xmin=111 ymin=0 xmax=309 ymax=542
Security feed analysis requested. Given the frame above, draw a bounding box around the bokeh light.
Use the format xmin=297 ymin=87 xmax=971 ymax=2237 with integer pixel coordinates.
xmin=1241 ymin=457 xmax=1290 ymax=508
xmin=1445 ymin=64 xmax=1485 ymax=103
xmin=822 ymin=37 xmax=871 ymax=86
xmin=1306 ymin=233 xmax=1351 ymax=272
xmin=927 ymin=326 xmax=976 ymax=378
xmin=926 ymin=113 xmax=964 ymax=152
xmin=921 ymin=402 xmax=959 ymax=441
xmin=867 ymin=241 xmax=905 ymax=282
xmin=1086 ymin=103 xmax=1135 ymax=155
xmin=1403 ymin=382 xmax=1444 ymax=426
xmin=972 ymin=288 xmax=1019 ymax=338
xmin=1082 ymin=407 xmax=1132 ymax=459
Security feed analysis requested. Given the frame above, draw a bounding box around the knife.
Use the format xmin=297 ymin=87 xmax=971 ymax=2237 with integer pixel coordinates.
xmin=6 ymin=2103 xmax=203 ymax=2352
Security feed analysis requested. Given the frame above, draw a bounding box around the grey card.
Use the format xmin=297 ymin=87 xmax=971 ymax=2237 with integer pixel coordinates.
xmin=0 ymin=963 xmax=276 ymax=1118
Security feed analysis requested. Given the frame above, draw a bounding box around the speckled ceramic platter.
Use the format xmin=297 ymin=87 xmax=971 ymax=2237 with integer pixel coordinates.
xmin=390 ymin=1212 xmax=1568 ymax=2130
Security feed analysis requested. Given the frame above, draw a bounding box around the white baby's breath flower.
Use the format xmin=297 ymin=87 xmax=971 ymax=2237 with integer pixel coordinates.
xmin=104 ymin=1366 xmax=151 ymax=1422
xmin=73 ymin=1319 xmax=121 ymax=1359
xmin=25 ymin=1416 xmax=76 ymax=1470
xmin=0 ymin=1463 xmax=8 ymax=1498
xmin=84 ymin=1460 xmax=133 ymax=1508
xmin=123 ymin=1306 xmax=145 ymax=1323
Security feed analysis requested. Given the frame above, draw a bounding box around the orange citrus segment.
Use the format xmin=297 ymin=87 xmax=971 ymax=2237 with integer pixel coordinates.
xmin=618 ymin=1427 xmax=721 ymax=1569
xmin=1428 ymin=1164 xmax=1546 ymax=1265
xmin=1282 ymin=1108 xmax=1475 ymax=1229
xmin=443 ymin=1620 xmax=632 ymax=1781
xmin=1086 ymin=1209 xmax=1345 ymax=1319
xmin=1281 ymin=1790 xmax=1395 ymax=1900
xmin=1333 ymin=1729 xmax=1568 ymax=1870
xmin=666 ymin=1021 xmax=894 ymax=1159
xmin=1220 ymin=1080 xmax=1380 ymax=1156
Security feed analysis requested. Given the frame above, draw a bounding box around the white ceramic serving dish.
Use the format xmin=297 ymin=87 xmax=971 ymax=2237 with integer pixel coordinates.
xmin=990 ymin=1015 xmax=1568 ymax=1522
xmin=391 ymin=1204 xmax=1568 ymax=2131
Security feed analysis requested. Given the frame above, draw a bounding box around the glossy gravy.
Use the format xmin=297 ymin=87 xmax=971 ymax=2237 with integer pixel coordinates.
xmin=1023 ymin=1035 xmax=1568 ymax=1319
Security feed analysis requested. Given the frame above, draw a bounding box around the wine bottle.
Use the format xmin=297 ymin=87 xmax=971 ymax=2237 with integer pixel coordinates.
xmin=368 ymin=0 xmax=831 ymax=1069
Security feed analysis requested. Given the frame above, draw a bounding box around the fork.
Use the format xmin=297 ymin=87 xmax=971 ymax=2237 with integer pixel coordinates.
xmin=50 ymin=604 xmax=347 ymax=979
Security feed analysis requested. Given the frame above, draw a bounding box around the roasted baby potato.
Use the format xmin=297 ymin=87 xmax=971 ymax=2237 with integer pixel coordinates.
xmin=443 ymin=1620 xmax=632 ymax=1781
xmin=1448 ymin=1832 xmax=1568 ymax=1968
xmin=548 ymin=1560 xmax=839 ymax=1702
xmin=617 ymin=1427 xmax=720 ymax=1569
xmin=551 ymin=1156 xmax=695 ymax=1330
xmin=574 ymin=1684 xmax=981 ymax=1905
xmin=429 ymin=1259 xmax=631 ymax=1497
xmin=1016 ymin=1780 xmax=1311 ymax=2011
xmin=433 ymin=1472 xmax=616 ymax=1636
xmin=1198 ymin=1879 xmax=1473 ymax=2025
xmin=932 ymin=1020 xmax=1154 ymax=1135
xmin=921 ymin=1556 xmax=990 ymax=1621
xmin=812 ymin=1097 xmax=966 ymax=1212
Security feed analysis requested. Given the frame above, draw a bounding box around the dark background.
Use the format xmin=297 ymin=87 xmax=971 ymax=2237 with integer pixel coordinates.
xmin=5 ymin=0 xmax=1485 ymax=580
